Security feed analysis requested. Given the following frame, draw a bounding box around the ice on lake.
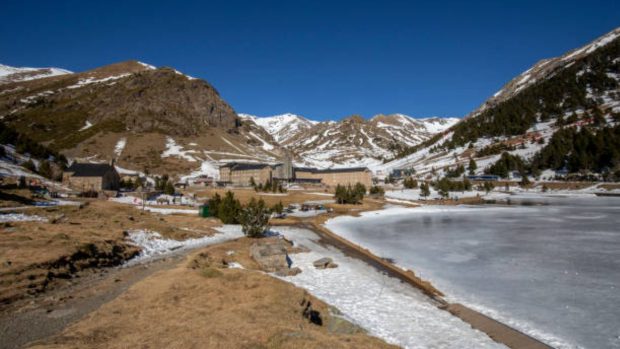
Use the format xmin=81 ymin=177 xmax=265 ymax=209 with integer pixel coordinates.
xmin=326 ymin=197 xmax=620 ymax=349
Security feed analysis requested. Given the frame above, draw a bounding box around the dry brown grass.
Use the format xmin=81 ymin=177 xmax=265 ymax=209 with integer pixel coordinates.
xmin=599 ymin=183 xmax=620 ymax=190
xmin=27 ymin=239 xmax=397 ymax=349
xmin=0 ymin=200 xmax=220 ymax=305
xmin=188 ymin=188 xmax=335 ymax=207
xmin=536 ymin=181 xmax=596 ymax=190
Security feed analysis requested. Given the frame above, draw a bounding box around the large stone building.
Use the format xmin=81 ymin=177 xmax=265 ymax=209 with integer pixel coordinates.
xmin=62 ymin=162 xmax=120 ymax=191
xmin=294 ymin=167 xmax=372 ymax=188
xmin=219 ymin=161 xmax=372 ymax=188
xmin=219 ymin=163 xmax=273 ymax=186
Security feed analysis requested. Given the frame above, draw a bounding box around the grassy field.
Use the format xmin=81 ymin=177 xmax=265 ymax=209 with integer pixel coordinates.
xmin=25 ymin=237 xmax=397 ymax=349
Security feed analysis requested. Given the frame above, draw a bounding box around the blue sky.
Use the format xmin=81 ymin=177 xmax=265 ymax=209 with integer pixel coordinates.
xmin=1 ymin=1 xmax=619 ymax=120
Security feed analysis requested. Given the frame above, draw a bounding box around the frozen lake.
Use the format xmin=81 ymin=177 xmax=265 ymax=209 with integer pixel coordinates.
xmin=325 ymin=197 xmax=620 ymax=349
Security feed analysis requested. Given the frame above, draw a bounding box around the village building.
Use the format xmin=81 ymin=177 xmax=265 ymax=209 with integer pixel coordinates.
xmin=62 ymin=162 xmax=120 ymax=192
xmin=294 ymin=167 xmax=373 ymax=188
xmin=219 ymin=163 xmax=273 ymax=186
xmin=219 ymin=160 xmax=372 ymax=188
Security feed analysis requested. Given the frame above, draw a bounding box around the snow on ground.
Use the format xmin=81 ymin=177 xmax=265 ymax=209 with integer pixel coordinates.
xmin=248 ymin=131 xmax=275 ymax=151
xmin=288 ymin=209 xmax=327 ymax=217
xmin=66 ymin=74 xmax=131 ymax=89
xmin=0 ymin=64 xmax=72 ymax=84
xmin=79 ymin=120 xmax=93 ymax=131
xmin=137 ymin=61 xmax=156 ymax=70
xmin=138 ymin=206 xmax=197 ymax=215
xmin=0 ymin=213 xmax=47 ymax=223
xmin=113 ymin=137 xmax=127 ymax=157
xmin=180 ymin=157 xmax=219 ymax=182
xmin=161 ymin=137 xmax=197 ymax=162
xmin=385 ymin=188 xmax=483 ymax=201
xmin=271 ymin=226 xmax=505 ymax=349
xmin=109 ymin=196 xmax=143 ymax=205
xmin=126 ymin=225 xmax=244 ymax=264
xmin=0 ymin=157 xmax=71 ymax=190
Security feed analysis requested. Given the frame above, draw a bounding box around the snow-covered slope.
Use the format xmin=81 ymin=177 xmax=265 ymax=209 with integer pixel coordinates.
xmin=371 ymin=114 xmax=459 ymax=146
xmin=0 ymin=63 xmax=72 ymax=84
xmin=242 ymin=113 xmax=461 ymax=168
xmin=238 ymin=113 xmax=317 ymax=143
xmin=469 ymin=27 xmax=620 ymax=119
xmin=378 ymin=26 xmax=620 ymax=178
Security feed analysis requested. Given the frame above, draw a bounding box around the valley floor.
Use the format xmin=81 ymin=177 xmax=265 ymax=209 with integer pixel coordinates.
xmin=2 ymin=184 xmax=616 ymax=348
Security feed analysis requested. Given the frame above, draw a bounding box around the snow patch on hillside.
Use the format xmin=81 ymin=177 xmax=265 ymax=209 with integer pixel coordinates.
xmin=114 ymin=137 xmax=127 ymax=157
xmin=161 ymin=137 xmax=198 ymax=162
xmin=0 ymin=63 xmax=72 ymax=84
xmin=79 ymin=120 xmax=93 ymax=131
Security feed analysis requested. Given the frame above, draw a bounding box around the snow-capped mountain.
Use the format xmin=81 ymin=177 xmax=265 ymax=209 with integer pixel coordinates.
xmin=238 ymin=113 xmax=317 ymax=143
xmin=378 ymin=26 xmax=620 ymax=178
xmin=242 ymin=113 xmax=460 ymax=168
xmin=0 ymin=63 xmax=72 ymax=85
xmin=370 ymin=114 xmax=459 ymax=146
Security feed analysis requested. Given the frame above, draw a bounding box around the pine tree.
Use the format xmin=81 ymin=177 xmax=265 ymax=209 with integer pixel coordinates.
xmin=240 ymin=198 xmax=270 ymax=238
xmin=164 ymin=181 xmax=175 ymax=195
xmin=218 ymin=191 xmax=241 ymax=224
xmin=468 ymin=158 xmax=477 ymax=175
xmin=209 ymin=193 xmax=222 ymax=218
xmin=420 ymin=182 xmax=430 ymax=198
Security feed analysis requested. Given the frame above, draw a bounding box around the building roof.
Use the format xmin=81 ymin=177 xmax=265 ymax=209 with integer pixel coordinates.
xmin=231 ymin=163 xmax=271 ymax=171
xmin=65 ymin=163 xmax=116 ymax=177
xmin=294 ymin=166 xmax=369 ymax=174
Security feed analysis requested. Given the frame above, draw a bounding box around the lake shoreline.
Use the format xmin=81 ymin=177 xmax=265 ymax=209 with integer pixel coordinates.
xmin=296 ymin=212 xmax=553 ymax=349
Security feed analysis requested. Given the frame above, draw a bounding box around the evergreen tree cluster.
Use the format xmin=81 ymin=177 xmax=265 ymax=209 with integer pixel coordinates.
xmin=530 ymin=124 xmax=620 ymax=174
xmin=209 ymin=191 xmax=242 ymax=224
xmin=445 ymin=164 xmax=465 ymax=178
xmin=393 ymin=35 xmax=620 ymax=162
xmin=154 ymin=174 xmax=176 ymax=195
xmin=0 ymin=123 xmax=67 ymax=166
xmin=486 ymin=152 xmax=526 ymax=178
xmin=432 ymin=177 xmax=472 ymax=198
xmin=403 ymin=176 xmax=418 ymax=189
xmin=475 ymin=143 xmax=516 ymax=157
xmin=334 ymin=183 xmax=366 ymax=204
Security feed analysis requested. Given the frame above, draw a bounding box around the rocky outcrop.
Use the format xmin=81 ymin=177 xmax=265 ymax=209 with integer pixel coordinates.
xmin=313 ymin=257 xmax=338 ymax=269
xmin=249 ymin=238 xmax=301 ymax=276
xmin=0 ymin=239 xmax=139 ymax=305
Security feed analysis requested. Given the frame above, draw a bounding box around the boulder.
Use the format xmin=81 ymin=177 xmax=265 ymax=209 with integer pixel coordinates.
xmin=249 ymin=238 xmax=302 ymax=276
xmin=313 ymin=257 xmax=338 ymax=269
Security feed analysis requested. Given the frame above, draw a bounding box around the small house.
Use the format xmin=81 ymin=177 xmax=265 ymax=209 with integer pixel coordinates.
xmin=63 ymin=162 xmax=120 ymax=192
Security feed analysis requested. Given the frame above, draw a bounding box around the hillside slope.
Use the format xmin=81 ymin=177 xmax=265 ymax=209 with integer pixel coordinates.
xmin=0 ymin=61 xmax=282 ymax=177
xmin=379 ymin=27 xmax=620 ymax=179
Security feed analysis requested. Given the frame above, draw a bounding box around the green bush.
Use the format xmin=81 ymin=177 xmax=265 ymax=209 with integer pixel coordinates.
xmin=240 ymin=198 xmax=270 ymax=238
xmin=419 ymin=182 xmax=431 ymax=198
xmin=403 ymin=176 xmax=418 ymax=189
xmin=369 ymin=185 xmax=384 ymax=196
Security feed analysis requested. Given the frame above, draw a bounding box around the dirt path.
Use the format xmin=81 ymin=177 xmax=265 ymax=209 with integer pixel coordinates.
xmin=0 ymin=255 xmax=185 ymax=349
